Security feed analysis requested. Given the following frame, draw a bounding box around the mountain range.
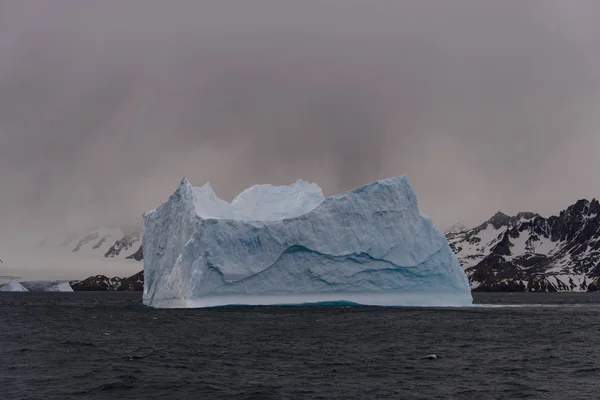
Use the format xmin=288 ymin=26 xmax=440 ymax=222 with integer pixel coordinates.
xmin=40 ymin=225 xmax=143 ymax=260
xmin=0 ymin=224 xmax=143 ymax=285
xmin=447 ymin=199 xmax=600 ymax=292
xmin=5 ymin=198 xmax=598 ymax=292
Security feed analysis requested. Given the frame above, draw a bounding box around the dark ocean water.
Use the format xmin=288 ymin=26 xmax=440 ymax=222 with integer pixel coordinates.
xmin=1 ymin=292 xmax=599 ymax=399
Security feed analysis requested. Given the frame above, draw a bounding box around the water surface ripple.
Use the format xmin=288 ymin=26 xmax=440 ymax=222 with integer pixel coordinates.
xmin=1 ymin=292 xmax=599 ymax=399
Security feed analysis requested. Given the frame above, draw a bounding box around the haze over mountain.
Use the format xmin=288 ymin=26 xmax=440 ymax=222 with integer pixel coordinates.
xmin=1 ymin=2 xmax=599 ymax=261
xmin=0 ymin=224 xmax=142 ymax=282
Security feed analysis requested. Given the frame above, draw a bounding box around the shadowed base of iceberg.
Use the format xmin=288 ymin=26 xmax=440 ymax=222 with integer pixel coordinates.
xmin=144 ymin=292 xmax=473 ymax=309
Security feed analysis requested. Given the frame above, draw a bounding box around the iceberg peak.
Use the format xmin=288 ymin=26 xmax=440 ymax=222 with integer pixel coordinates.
xmin=195 ymin=182 xmax=217 ymax=197
xmin=179 ymin=176 xmax=191 ymax=187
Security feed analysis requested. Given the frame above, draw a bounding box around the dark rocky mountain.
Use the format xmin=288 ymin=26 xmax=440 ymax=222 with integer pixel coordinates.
xmin=70 ymin=271 xmax=143 ymax=291
xmin=446 ymin=199 xmax=600 ymax=292
xmin=116 ymin=271 xmax=144 ymax=291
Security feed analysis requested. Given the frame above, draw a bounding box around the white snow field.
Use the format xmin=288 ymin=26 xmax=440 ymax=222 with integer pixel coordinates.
xmin=142 ymin=176 xmax=472 ymax=308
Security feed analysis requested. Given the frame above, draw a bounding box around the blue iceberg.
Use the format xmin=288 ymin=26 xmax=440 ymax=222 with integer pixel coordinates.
xmin=142 ymin=175 xmax=472 ymax=308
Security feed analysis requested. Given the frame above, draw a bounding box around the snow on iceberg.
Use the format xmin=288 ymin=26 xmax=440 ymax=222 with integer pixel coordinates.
xmin=142 ymin=175 xmax=472 ymax=308
xmin=0 ymin=281 xmax=29 ymax=292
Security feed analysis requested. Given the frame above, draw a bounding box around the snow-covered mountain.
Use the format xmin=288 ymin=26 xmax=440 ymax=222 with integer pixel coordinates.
xmin=446 ymin=199 xmax=600 ymax=292
xmin=0 ymin=224 xmax=144 ymax=282
xmin=40 ymin=225 xmax=142 ymax=260
xmin=8 ymin=197 xmax=599 ymax=294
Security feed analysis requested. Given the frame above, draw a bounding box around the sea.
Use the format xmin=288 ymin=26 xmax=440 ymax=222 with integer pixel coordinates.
xmin=1 ymin=292 xmax=599 ymax=399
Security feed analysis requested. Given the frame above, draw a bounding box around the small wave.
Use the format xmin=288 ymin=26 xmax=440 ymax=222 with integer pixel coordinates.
xmin=99 ymin=381 xmax=137 ymax=391
xmin=60 ymin=340 xmax=95 ymax=347
xmin=471 ymin=303 xmax=598 ymax=308
xmin=574 ymin=367 xmax=600 ymax=374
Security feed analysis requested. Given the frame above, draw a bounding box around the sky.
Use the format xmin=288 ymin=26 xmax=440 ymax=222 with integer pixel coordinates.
xmin=1 ymin=0 xmax=600 ymax=244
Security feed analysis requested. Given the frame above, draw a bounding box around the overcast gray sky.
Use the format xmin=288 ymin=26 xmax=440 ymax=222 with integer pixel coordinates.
xmin=1 ymin=0 xmax=599 ymax=241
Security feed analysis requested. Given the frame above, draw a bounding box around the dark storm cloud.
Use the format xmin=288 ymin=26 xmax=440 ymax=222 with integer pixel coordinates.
xmin=0 ymin=0 xmax=599 ymax=241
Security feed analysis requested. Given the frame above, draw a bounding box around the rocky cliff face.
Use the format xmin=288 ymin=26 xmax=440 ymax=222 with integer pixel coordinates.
xmin=447 ymin=199 xmax=600 ymax=292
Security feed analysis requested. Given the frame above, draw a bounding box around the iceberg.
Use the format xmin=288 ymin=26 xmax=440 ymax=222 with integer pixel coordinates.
xmin=17 ymin=280 xmax=74 ymax=292
xmin=46 ymin=282 xmax=74 ymax=292
xmin=0 ymin=281 xmax=29 ymax=292
xmin=143 ymin=175 xmax=472 ymax=308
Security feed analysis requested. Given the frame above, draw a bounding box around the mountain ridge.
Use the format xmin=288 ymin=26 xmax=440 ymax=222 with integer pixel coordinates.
xmin=27 ymin=198 xmax=600 ymax=293
xmin=447 ymin=198 xmax=600 ymax=292
xmin=39 ymin=225 xmax=142 ymax=260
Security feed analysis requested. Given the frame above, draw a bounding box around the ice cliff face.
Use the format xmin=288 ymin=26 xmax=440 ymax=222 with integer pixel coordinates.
xmin=143 ymin=176 xmax=472 ymax=308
